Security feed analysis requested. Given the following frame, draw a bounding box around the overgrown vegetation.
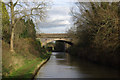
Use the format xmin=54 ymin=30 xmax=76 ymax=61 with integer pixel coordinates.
xmin=46 ymin=42 xmax=55 ymax=52
xmin=68 ymin=2 xmax=120 ymax=68
xmin=2 ymin=2 xmax=50 ymax=78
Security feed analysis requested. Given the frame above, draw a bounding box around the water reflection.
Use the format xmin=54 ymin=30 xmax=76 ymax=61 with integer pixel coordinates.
xmin=36 ymin=52 xmax=120 ymax=78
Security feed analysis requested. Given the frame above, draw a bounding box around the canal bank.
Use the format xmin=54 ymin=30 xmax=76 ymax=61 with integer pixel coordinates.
xmin=35 ymin=52 xmax=120 ymax=78
xmin=32 ymin=56 xmax=50 ymax=79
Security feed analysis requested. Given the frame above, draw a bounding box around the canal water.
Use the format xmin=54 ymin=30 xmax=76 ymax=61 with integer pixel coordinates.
xmin=35 ymin=52 xmax=119 ymax=78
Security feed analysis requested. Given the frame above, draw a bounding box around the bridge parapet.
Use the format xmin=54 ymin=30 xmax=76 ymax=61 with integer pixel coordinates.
xmin=36 ymin=33 xmax=69 ymax=38
xmin=36 ymin=33 xmax=72 ymax=46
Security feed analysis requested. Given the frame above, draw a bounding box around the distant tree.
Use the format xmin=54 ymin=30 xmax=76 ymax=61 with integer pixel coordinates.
xmin=19 ymin=19 xmax=36 ymax=39
xmin=69 ymin=2 xmax=119 ymax=53
xmin=4 ymin=0 xmax=49 ymax=52
xmin=14 ymin=18 xmax=26 ymax=40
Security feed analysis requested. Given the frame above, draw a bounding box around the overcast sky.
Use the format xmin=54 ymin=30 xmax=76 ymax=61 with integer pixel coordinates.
xmin=37 ymin=0 xmax=75 ymax=33
xmin=4 ymin=0 xmax=117 ymax=33
xmin=4 ymin=0 xmax=75 ymax=33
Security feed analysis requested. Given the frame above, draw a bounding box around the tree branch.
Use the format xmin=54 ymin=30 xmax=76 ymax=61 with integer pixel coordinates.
xmin=16 ymin=4 xmax=23 ymax=7
xmin=5 ymin=3 xmax=10 ymax=7
xmin=14 ymin=15 xmax=29 ymax=26
xmin=14 ymin=0 xmax=19 ymax=7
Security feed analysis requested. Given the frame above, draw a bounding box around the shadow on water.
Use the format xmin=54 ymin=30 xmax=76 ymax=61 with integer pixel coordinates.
xmin=36 ymin=52 xmax=120 ymax=78
xmin=55 ymin=52 xmax=120 ymax=78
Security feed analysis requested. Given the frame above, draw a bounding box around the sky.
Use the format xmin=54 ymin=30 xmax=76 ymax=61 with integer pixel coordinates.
xmin=35 ymin=0 xmax=119 ymax=34
xmin=36 ymin=0 xmax=75 ymax=33
xmin=3 ymin=0 xmax=75 ymax=34
xmin=4 ymin=0 xmax=118 ymax=33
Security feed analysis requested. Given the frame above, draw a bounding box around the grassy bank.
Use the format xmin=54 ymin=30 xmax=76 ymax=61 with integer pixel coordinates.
xmin=2 ymin=38 xmax=51 ymax=78
xmin=9 ymin=58 xmax=48 ymax=78
xmin=2 ymin=1 xmax=51 ymax=79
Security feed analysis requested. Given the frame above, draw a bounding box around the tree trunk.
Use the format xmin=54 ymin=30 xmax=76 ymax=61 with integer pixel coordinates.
xmin=10 ymin=0 xmax=15 ymax=52
xmin=10 ymin=27 xmax=14 ymax=52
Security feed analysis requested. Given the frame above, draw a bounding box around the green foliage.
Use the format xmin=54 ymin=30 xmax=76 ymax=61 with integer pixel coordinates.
xmin=14 ymin=19 xmax=26 ymax=40
xmin=2 ymin=2 xmax=10 ymax=43
xmin=9 ymin=58 xmax=42 ymax=78
xmin=20 ymin=19 xmax=36 ymax=39
xmin=15 ymin=19 xmax=36 ymax=39
xmin=2 ymin=2 xmax=9 ymax=26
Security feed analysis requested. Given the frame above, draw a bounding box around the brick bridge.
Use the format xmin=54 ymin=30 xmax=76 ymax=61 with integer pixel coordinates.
xmin=36 ymin=33 xmax=73 ymax=46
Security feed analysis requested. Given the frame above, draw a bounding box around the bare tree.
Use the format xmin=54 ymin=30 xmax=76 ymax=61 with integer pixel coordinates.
xmin=4 ymin=0 xmax=48 ymax=52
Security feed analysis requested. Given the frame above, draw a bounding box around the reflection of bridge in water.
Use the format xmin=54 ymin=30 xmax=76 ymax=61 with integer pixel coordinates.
xmin=36 ymin=33 xmax=73 ymax=46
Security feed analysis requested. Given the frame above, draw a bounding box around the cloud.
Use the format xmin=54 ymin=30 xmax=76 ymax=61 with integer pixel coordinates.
xmin=36 ymin=5 xmax=72 ymax=29
xmin=48 ymin=5 xmax=71 ymax=16
xmin=46 ymin=15 xmax=72 ymax=24
xmin=36 ymin=0 xmax=74 ymax=33
xmin=38 ymin=19 xmax=70 ymax=28
xmin=39 ymin=26 xmax=67 ymax=33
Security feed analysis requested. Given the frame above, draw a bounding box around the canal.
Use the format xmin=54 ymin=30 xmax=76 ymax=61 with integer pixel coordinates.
xmin=35 ymin=52 xmax=119 ymax=78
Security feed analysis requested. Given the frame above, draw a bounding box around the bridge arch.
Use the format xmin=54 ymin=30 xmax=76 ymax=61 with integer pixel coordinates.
xmin=36 ymin=33 xmax=73 ymax=46
xmin=37 ymin=38 xmax=73 ymax=46
xmin=46 ymin=39 xmax=73 ymax=45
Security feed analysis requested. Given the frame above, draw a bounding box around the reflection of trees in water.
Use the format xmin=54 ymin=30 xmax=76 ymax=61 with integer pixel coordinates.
xmin=55 ymin=52 xmax=65 ymax=58
xmin=55 ymin=52 xmax=120 ymax=78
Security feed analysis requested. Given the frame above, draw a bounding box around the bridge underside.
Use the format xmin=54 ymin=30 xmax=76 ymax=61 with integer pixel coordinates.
xmin=36 ymin=38 xmax=73 ymax=46
xmin=56 ymin=40 xmax=73 ymax=45
xmin=36 ymin=33 xmax=73 ymax=46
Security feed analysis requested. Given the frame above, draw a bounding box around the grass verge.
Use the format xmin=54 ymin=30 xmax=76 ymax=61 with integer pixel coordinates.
xmin=3 ymin=54 xmax=51 ymax=79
